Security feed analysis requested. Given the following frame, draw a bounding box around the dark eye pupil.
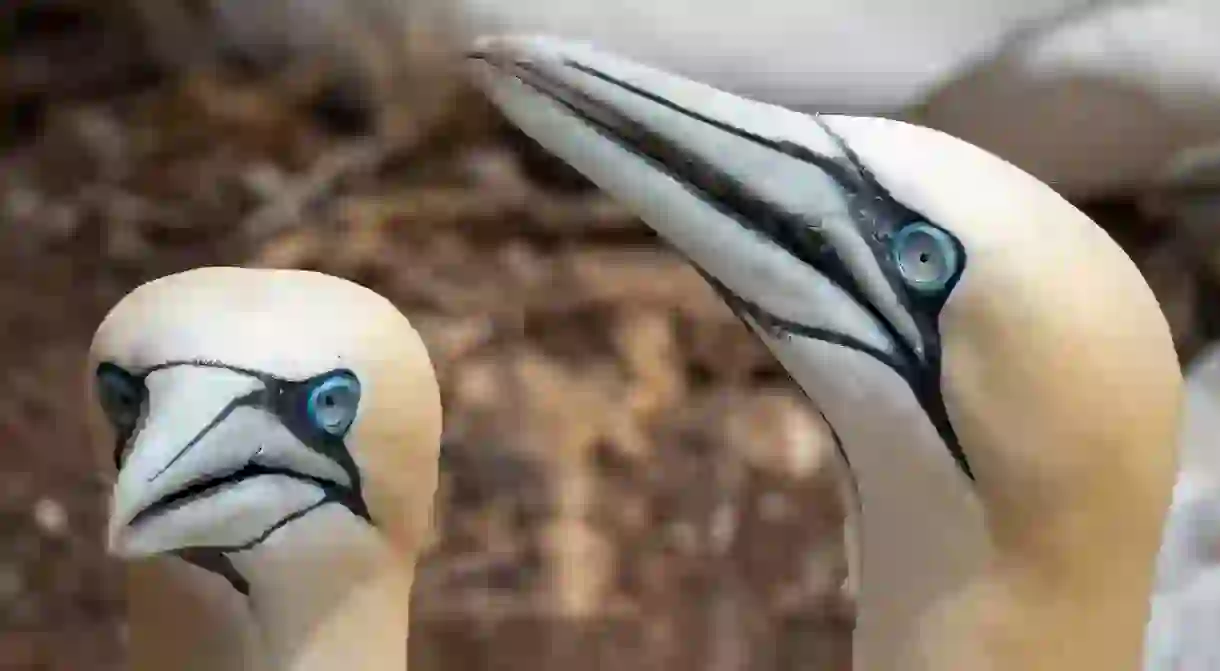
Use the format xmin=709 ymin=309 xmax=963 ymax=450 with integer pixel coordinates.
xmin=891 ymin=221 xmax=960 ymax=293
xmin=322 ymin=395 xmax=335 ymax=407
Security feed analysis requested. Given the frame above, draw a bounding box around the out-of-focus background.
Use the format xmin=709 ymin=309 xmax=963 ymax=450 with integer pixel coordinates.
xmin=1 ymin=1 xmax=1217 ymax=669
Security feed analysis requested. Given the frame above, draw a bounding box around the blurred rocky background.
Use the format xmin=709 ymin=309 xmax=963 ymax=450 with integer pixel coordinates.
xmin=1 ymin=1 xmax=1216 ymax=670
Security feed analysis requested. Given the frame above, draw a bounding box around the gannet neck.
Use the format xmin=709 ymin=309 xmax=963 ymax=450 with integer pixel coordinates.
xmin=803 ymin=338 xmax=1162 ymax=671
xmin=759 ymin=317 xmax=1163 ymax=671
xmin=229 ymin=505 xmax=415 ymax=671
xmin=764 ymin=334 xmax=988 ymax=671
xmin=128 ymin=505 xmax=416 ymax=671
xmin=915 ymin=514 xmax=1163 ymax=671
xmin=920 ymin=209 xmax=1180 ymax=671
xmin=127 ymin=558 xmax=265 ymax=671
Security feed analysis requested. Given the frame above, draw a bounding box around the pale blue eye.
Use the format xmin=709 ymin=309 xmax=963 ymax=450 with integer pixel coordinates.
xmin=306 ymin=372 xmax=361 ymax=436
xmin=890 ymin=222 xmax=960 ymax=293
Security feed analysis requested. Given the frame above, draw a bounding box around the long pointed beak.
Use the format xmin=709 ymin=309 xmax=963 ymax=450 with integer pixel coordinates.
xmin=469 ymin=35 xmax=932 ymax=363
xmin=108 ymin=366 xmax=345 ymax=558
xmin=470 ymin=36 xmax=978 ymax=480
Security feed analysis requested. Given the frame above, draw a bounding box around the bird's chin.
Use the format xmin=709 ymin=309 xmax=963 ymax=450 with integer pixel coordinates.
xmin=108 ymin=474 xmax=327 ymax=559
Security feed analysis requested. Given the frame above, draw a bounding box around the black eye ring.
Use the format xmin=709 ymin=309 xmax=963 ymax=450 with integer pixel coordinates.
xmin=95 ymin=362 xmax=145 ymax=433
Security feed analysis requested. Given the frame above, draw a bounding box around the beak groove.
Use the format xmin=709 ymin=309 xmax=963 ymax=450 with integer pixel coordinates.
xmin=472 ymin=47 xmax=860 ymax=266
xmin=469 ymin=37 xmax=924 ymax=358
xmin=106 ymin=365 xmax=361 ymax=558
xmin=470 ymin=36 xmax=976 ymax=480
xmin=141 ymin=388 xmax=262 ymax=482
xmin=109 ymin=370 xmax=265 ymax=540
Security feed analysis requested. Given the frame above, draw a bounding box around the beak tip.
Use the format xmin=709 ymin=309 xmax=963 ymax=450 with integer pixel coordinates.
xmin=105 ymin=519 xmax=131 ymax=558
xmin=465 ymin=34 xmax=590 ymax=67
xmin=465 ymin=35 xmax=523 ymax=64
xmin=106 ymin=509 xmax=131 ymax=555
xmin=464 ymin=37 xmax=493 ymax=64
xmin=105 ymin=488 xmax=148 ymax=558
xmin=467 ymin=34 xmax=503 ymax=59
xmin=105 ymin=514 xmax=162 ymax=560
xmin=464 ymin=35 xmax=521 ymax=87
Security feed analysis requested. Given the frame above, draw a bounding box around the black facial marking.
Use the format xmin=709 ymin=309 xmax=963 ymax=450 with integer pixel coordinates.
xmin=134 ymin=360 xmax=370 ymax=518
xmin=129 ymin=463 xmax=363 ymax=528
xmin=96 ymin=363 xmax=148 ymax=468
xmin=482 ymin=55 xmax=973 ymax=479
xmin=697 ymin=266 xmax=972 ymax=479
xmin=102 ymin=360 xmax=372 ymax=595
xmin=147 ymin=389 xmax=263 ymax=480
xmin=176 ymin=497 xmax=336 ymax=594
xmin=177 ymin=548 xmax=250 ymax=595
xmin=269 ymin=375 xmax=370 ymax=520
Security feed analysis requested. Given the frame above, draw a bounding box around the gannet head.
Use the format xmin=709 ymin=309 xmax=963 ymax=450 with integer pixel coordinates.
xmin=88 ymin=267 xmax=441 ymax=588
xmin=470 ymin=36 xmax=1183 ymax=667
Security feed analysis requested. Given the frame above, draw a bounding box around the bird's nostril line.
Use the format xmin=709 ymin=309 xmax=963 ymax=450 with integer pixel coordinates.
xmin=146 ymin=392 xmax=259 ymax=483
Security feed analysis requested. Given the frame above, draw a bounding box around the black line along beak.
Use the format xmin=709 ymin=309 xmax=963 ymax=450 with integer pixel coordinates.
xmin=470 ymin=36 xmax=972 ymax=479
xmin=107 ymin=363 xmax=370 ymax=559
xmin=469 ymin=36 xmax=949 ymax=363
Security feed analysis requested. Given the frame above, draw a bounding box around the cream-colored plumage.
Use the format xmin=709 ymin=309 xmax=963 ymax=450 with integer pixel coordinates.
xmin=470 ymin=36 xmax=1182 ymax=670
xmin=88 ymin=267 xmax=440 ymax=671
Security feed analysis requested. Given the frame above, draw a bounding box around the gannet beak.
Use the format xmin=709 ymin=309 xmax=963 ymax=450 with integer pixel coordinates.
xmin=522 ymin=37 xmax=978 ymax=340
xmin=471 ymin=36 xmax=982 ymax=478
xmin=469 ymin=36 xmax=949 ymax=360
xmin=107 ymin=365 xmax=356 ymax=558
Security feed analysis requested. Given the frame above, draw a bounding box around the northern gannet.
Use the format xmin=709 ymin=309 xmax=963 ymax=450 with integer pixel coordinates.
xmin=469 ymin=36 xmax=1183 ymax=670
xmin=87 ymin=267 xmax=441 ymax=671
